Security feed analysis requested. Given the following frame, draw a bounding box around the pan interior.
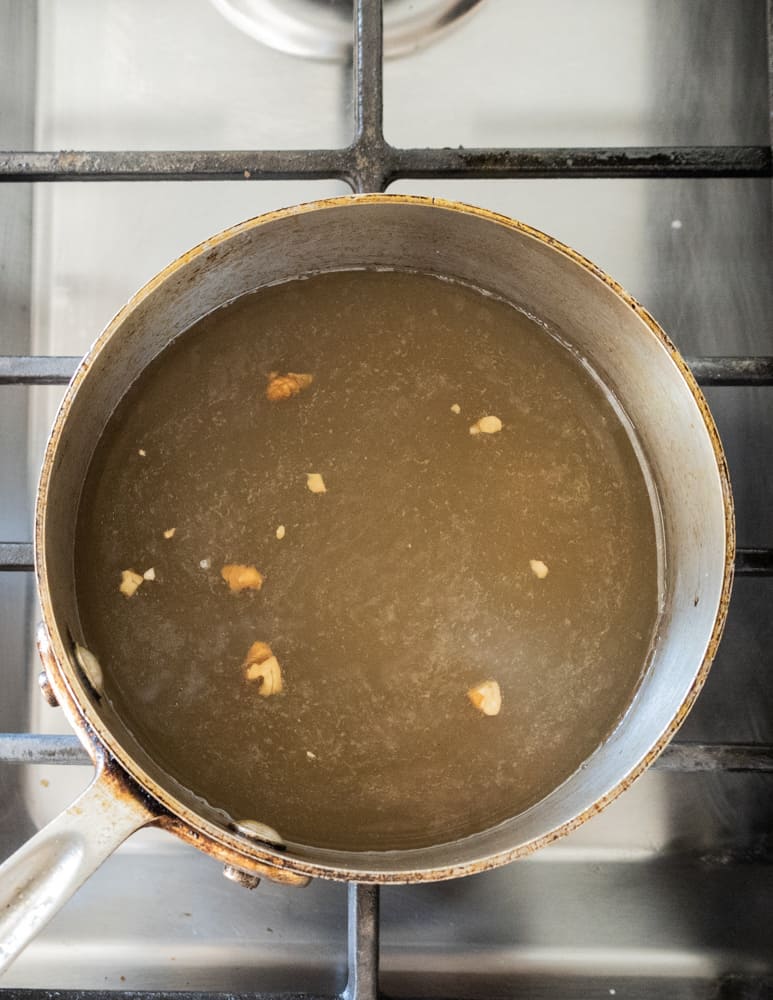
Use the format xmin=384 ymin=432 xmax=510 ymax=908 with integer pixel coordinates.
xmin=72 ymin=268 xmax=661 ymax=853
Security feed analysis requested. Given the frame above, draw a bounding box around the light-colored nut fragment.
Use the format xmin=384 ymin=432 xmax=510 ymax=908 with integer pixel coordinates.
xmin=199 ymin=558 xmax=211 ymax=570
xmin=306 ymin=473 xmax=327 ymax=494
xmin=450 ymin=403 xmax=461 ymax=414
xmin=243 ymin=641 xmax=283 ymax=697
xmin=467 ymin=679 xmax=502 ymax=716
xmin=163 ymin=528 xmax=176 ymax=539
xmin=119 ymin=569 xmax=144 ymax=597
xmin=306 ymin=750 xmax=317 ymax=760
xmin=221 ymin=564 xmax=264 ymax=592
xmin=138 ymin=448 xmax=146 ymax=457
xmin=234 ymin=818 xmax=284 ymax=847
xmin=469 ymin=415 xmax=503 ymax=436
xmin=243 ymin=640 xmax=272 ymax=665
xmin=247 ymin=656 xmax=282 ymax=695
xmin=530 ymin=559 xmax=549 ymax=579
xmin=75 ymin=644 xmax=103 ymax=693
xmin=143 ymin=567 xmax=156 ymax=581
xmin=276 ymin=525 xmax=286 ymax=540
xmin=266 ymin=371 xmax=313 ymax=402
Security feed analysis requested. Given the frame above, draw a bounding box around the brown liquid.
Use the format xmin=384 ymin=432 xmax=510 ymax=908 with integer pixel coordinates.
xmin=75 ymin=270 xmax=660 ymax=852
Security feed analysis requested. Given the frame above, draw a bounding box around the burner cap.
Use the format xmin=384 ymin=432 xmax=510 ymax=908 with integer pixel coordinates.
xmin=210 ymin=0 xmax=486 ymax=61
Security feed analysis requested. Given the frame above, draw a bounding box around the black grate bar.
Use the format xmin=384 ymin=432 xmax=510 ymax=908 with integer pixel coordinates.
xmin=6 ymin=544 xmax=772 ymax=575
xmin=0 ymin=146 xmax=769 ymax=188
xmin=1 ymin=733 xmax=772 ymax=773
xmin=391 ymin=144 xmax=773 ymax=181
xmin=0 ymin=355 xmax=81 ymax=385
xmin=354 ymin=0 xmax=383 ymax=143
xmin=0 ymin=149 xmax=350 ymax=184
xmin=687 ymin=355 xmax=773 ymax=385
xmin=4 ymin=987 xmax=773 ymax=1000
xmin=769 ymin=0 xmax=773 ymax=150
xmin=734 ymin=548 xmax=773 ymax=576
xmin=0 ymin=543 xmax=34 ymax=571
xmin=0 ymin=734 xmax=88 ymax=765
xmin=352 ymin=0 xmax=385 ymax=196
xmin=343 ymin=884 xmax=379 ymax=1000
xmin=3 ymin=355 xmax=773 ymax=387
xmin=654 ymin=744 xmax=773 ymax=773
xmin=0 ymin=992 xmax=328 ymax=1000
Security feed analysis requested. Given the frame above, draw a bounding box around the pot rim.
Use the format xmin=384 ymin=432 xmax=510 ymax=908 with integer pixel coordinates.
xmin=34 ymin=192 xmax=735 ymax=882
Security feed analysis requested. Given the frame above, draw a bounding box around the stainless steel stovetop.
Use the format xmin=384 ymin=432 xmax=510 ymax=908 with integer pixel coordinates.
xmin=1 ymin=1 xmax=772 ymax=995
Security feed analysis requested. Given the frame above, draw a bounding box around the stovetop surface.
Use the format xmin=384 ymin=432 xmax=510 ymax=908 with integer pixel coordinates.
xmin=0 ymin=1 xmax=771 ymax=994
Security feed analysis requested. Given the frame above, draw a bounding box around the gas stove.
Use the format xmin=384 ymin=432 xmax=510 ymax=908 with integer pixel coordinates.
xmin=1 ymin=1 xmax=772 ymax=995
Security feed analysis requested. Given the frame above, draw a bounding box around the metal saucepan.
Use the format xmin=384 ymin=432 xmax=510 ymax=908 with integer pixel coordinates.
xmin=0 ymin=194 xmax=734 ymax=974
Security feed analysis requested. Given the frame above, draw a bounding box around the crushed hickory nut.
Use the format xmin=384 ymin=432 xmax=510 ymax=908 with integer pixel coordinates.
xmin=450 ymin=403 xmax=461 ymax=414
xmin=266 ymin=371 xmax=313 ymax=402
xmin=306 ymin=750 xmax=317 ymax=760
xmin=143 ymin=567 xmax=156 ymax=581
xmin=469 ymin=415 xmax=503 ymax=436
xmin=530 ymin=559 xmax=549 ymax=579
xmin=276 ymin=525 xmax=286 ymax=540
xmin=199 ymin=558 xmax=211 ymax=570
xmin=306 ymin=473 xmax=327 ymax=494
xmin=163 ymin=528 xmax=176 ymax=539
xmin=221 ymin=564 xmax=264 ymax=593
xmin=138 ymin=448 xmax=146 ymax=457
xmin=243 ymin=641 xmax=283 ymax=697
xmin=119 ymin=569 xmax=144 ymax=598
xmin=467 ymin=680 xmax=502 ymax=716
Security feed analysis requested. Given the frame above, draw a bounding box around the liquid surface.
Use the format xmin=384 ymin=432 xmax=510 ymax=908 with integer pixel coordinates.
xmin=75 ymin=270 xmax=660 ymax=852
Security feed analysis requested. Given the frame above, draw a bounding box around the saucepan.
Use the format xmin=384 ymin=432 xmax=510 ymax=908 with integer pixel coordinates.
xmin=0 ymin=194 xmax=734 ymax=974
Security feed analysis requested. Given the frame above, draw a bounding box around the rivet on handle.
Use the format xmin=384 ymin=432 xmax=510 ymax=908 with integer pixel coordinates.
xmin=222 ymin=865 xmax=261 ymax=890
xmin=37 ymin=670 xmax=59 ymax=707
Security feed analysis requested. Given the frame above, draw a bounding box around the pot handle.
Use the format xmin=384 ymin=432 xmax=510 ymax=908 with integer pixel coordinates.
xmin=0 ymin=762 xmax=155 ymax=976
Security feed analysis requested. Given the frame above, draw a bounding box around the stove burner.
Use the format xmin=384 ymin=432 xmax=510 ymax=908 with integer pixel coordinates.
xmin=209 ymin=0 xmax=486 ymax=60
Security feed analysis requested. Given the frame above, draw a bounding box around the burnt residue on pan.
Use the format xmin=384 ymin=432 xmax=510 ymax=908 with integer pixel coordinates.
xmin=73 ymin=269 xmax=660 ymax=853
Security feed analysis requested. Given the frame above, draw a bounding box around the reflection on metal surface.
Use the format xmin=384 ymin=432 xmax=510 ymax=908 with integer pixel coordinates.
xmin=209 ymin=0 xmax=485 ymax=61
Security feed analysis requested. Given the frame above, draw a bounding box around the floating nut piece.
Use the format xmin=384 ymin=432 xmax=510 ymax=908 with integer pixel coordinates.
xmin=119 ymin=569 xmax=144 ymax=597
xmin=75 ymin=644 xmax=104 ymax=694
xmin=306 ymin=473 xmax=327 ymax=494
xmin=138 ymin=448 xmax=146 ymax=457
xmin=276 ymin=525 xmax=286 ymax=540
xmin=246 ymin=656 xmax=283 ymax=696
xmin=143 ymin=567 xmax=156 ymax=581
xmin=243 ymin=640 xmax=272 ymax=665
xmin=530 ymin=559 xmax=549 ymax=579
xmin=163 ymin=528 xmax=176 ymax=539
xmin=221 ymin=563 xmax=264 ymax=593
xmin=222 ymin=865 xmax=261 ymax=890
xmin=450 ymin=403 xmax=461 ymax=414
xmin=243 ymin=641 xmax=284 ymax=697
xmin=199 ymin=557 xmax=211 ymax=570
xmin=469 ymin=415 xmax=503 ymax=436
xmin=306 ymin=750 xmax=317 ymax=760
xmin=467 ymin=679 xmax=502 ymax=716
xmin=266 ymin=371 xmax=313 ymax=402
xmin=234 ymin=818 xmax=285 ymax=847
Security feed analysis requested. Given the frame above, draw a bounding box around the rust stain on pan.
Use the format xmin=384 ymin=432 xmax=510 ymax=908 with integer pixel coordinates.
xmin=34 ymin=194 xmax=735 ymax=885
